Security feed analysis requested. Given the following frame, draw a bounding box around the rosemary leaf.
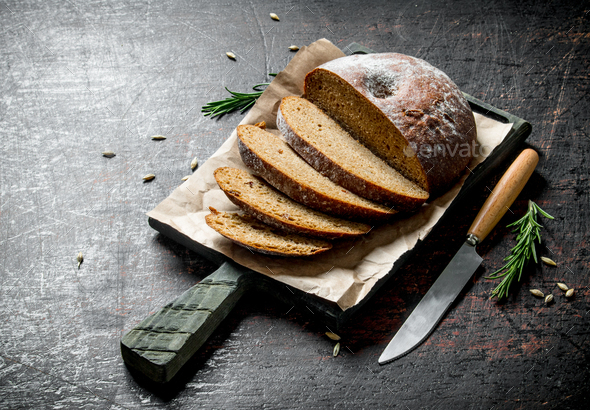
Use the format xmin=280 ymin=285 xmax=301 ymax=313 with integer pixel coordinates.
xmin=202 ymin=74 xmax=278 ymax=118
xmin=487 ymin=200 xmax=553 ymax=300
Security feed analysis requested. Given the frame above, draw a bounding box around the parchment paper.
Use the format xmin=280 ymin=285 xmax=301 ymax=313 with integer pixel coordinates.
xmin=147 ymin=39 xmax=514 ymax=311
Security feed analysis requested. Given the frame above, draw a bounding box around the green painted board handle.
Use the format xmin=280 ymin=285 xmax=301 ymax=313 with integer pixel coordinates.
xmin=121 ymin=261 xmax=254 ymax=383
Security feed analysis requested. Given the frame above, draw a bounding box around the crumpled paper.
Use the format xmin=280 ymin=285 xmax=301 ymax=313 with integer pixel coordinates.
xmin=147 ymin=38 xmax=513 ymax=311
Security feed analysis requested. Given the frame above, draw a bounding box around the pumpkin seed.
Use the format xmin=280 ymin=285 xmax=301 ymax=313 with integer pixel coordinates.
xmin=566 ymin=288 xmax=574 ymax=298
xmin=181 ymin=175 xmax=190 ymax=181
xmin=143 ymin=174 xmax=155 ymax=181
xmin=270 ymin=13 xmax=279 ymax=21
xmin=333 ymin=342 xmax=340 ymax=357
xmin=102 ymin=151 xmax=116 ymax=158
xmin=557 ymin=283 xmax=569 ymax=292
xmin=77 ymin=252 xmax=83 ymax=269
xmin=530 ymin=289 xmax=544 ymax=298
xmin=288 ymin=45 xmax=299 ymax=51
xmin=545 ymin=294 xmax=554 ymax=304
xmin=541 ymin=257 xmax=556 ymax=266
xmin=151 ymin=135 xmax=166 ymax=140
xmin=191 ymin=157 xmax=198 ymax=170
xmin=226 ymin=51 xmax=236 ymax=60
xmin=325 ymin=332 xmax=341 ymax=341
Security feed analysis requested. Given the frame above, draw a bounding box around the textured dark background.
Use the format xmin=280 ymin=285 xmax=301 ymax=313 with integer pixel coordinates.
xmin=1 ymin=0 xmax=588 ymax=408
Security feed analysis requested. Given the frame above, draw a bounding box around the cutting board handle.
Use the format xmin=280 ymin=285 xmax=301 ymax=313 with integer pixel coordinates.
xmin=120 ymin=261 xmax=254 ymax=383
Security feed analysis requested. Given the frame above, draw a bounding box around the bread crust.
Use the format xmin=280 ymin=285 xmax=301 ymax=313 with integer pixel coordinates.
xmin=277 ymin=96 xmax=428 ymax=212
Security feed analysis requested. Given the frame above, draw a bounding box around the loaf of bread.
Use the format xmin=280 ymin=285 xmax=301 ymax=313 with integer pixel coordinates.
xmin=237 ymin=124 xmax=396 ymax=222
xmin=305 ymin=53 xmax=477 ymax=193
xmin=214 ymin=167 xmax=371 ymax=239
xmin=277 ymin=96 xmax=429 ymax=211
xmin=205 ymin=207 xmax=332 ymax=257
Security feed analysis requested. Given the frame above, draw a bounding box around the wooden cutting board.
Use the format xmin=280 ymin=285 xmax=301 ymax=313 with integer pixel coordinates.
xmin=120 ymin=43 xmax=532 ymax=383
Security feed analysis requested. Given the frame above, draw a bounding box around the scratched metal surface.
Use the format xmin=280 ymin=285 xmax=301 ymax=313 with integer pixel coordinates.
xmin=0 ymin=0 xmax=588 ymax=408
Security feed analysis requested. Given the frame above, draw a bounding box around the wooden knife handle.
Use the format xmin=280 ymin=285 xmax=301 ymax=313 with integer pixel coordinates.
xmin=468 ymin=148 xmax=539 ymax=243
xmin=121 ymin=261 xmax=254 ymax=383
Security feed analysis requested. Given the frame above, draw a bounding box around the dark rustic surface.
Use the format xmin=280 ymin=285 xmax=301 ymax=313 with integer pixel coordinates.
xmin=1 ymin=0 xmax=588 ymax=408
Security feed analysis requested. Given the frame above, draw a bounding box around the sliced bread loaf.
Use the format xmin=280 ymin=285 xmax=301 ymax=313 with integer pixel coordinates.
xmin=305 ymin=53 xmax=477 ymax=193
xmin=237 ymin=124 xmax=396 ymax=222
xmin=205 ymin=207 xmax=332 ymax=257
xmin=277 ymin=96 xmax=429 ymax=211
xmin=214 ymin=167 xmax=371 ymax=239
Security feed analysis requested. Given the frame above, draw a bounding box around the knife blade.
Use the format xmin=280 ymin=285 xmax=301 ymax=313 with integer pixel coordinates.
xmin=379 ymin=148 xmax=539 ymax=364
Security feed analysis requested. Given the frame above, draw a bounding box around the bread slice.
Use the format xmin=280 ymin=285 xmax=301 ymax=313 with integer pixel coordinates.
xmin=277 ymin=96 xmax=429 ymax=211
xmin=205 ymin=207 xmax=331 ymax=257
xmin=214 ymin=167 xmax=371 ymax=239
xmin=237 ymin=124 xmax=396 ymax=222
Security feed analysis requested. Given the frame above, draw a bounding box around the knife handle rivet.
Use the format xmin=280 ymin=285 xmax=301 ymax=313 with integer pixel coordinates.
xmin=466 ymin=234 xmax=479 ymax=246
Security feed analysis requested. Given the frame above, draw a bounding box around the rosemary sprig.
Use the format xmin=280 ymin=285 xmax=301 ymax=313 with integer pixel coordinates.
xmin=202 ymin=74 xmax=277 ymax=118
xmin=486 ymin=200 xmax=554 ymax=300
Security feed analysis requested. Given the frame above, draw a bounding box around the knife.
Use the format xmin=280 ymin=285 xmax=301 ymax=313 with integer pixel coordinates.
xmin=379 ymin=148 xmax=539 ymax=364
